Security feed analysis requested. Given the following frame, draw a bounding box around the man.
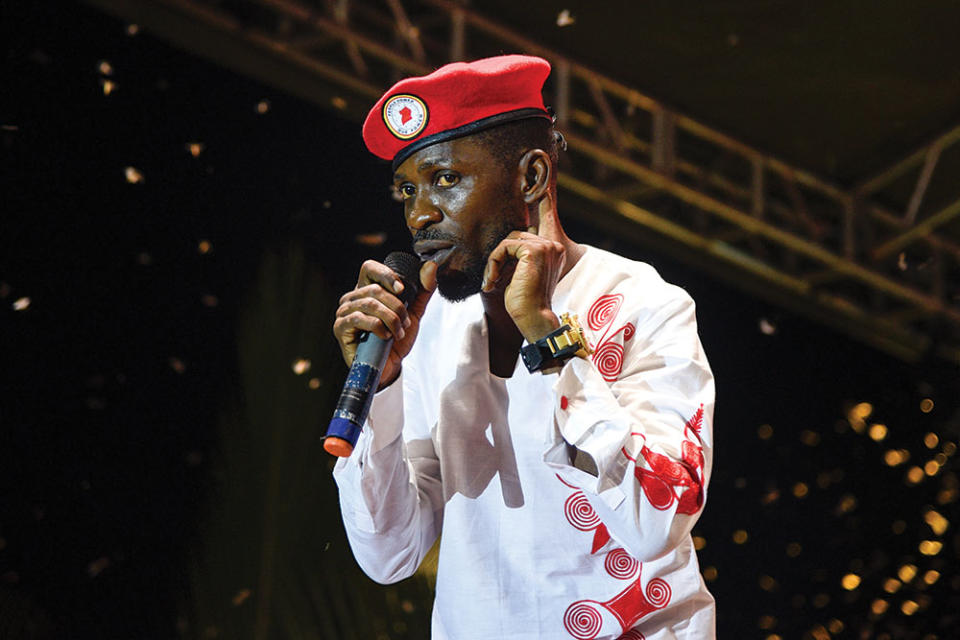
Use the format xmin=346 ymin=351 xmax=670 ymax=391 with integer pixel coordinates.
xmin=332 ymin=55 xmax=715 ymax=639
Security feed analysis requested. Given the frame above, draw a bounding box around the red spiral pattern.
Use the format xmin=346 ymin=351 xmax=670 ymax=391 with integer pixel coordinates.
xmin=563 ymin=601 xmax=602 ymax=640
xmin=645 ymin=577 xmax=672 ymax=608
xmin=592 ymin=341 xmax=625 ymax=382
xmin=587 ymin=294 xmax=621 ymax=331
xmin=604 ymin=548 xmax=639 ymax=579
xmin=564 ymin=492 xmax=600 ymax=531
xmin=617 ymin=630 xmax=646 ymax=640
xmin=622 ymin=322 xmax=635 ymax=341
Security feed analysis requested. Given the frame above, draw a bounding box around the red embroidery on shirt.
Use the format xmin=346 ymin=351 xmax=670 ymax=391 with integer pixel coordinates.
xmin=561 ymin=482 xmax=612 ymax=552
xmin=556 ymin=476 xmax=671 ymax=638
xmin=563 ymin=549 xmax=670 ymax=639
xmin=585 ymin=294 xmax=634 ymax=382
xmin=622 ymin=405 xmax=706 ymax=515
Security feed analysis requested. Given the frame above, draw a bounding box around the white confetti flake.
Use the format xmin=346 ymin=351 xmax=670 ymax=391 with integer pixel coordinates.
xmin=125 ymin=166 xmax=144 ymax=184
xmin=12 ymin=297 xmax=31 ymax=311
xmin=292 ymin=359 xmax=311 ymax=375
xmin=759 ymin=317 xmax=776 ymax=335
xmin=556 ymin=9 xmax=575 ymax=27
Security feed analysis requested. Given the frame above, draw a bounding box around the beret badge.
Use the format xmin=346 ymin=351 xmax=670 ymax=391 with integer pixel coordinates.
xmin=382 ymin=94 xmax=429 ymax=140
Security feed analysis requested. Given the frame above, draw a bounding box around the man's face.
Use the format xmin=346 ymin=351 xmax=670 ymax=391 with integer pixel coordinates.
xmin=393 ymin=136 xmax=525 ymax=301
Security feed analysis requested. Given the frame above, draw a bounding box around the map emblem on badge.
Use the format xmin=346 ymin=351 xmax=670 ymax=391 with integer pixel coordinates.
xmin=382 ymin=94 xmax=428 ymax=140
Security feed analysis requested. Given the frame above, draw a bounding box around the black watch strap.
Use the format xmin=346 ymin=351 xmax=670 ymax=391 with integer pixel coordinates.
xmin=520 ymin=313 xmax=591 ymax=373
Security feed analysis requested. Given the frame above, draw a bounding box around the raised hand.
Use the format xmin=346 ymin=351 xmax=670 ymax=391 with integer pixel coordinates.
xmin=481 ymin=230 xmax=566 ymax=343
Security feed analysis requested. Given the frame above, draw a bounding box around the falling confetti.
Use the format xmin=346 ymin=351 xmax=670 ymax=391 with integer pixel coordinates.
xmin=87 ymin=557 xmax=112 ymax=577
xmin=556 ymin=9 xmax=575 ymax=27
xmin=13 ymin=297 xmax=31 ymax=311
xmin=355 ymin=232 xmax=387 ymax=246
xmin=292 ymin=358 xmax=311 ymax=375
xmin=232 ymin=589 xmax=252 ymax=606
xmin=125 ymin=166 xmax=144 ymax=183
xmin=758 ymin=317 xmax=776 ymax=335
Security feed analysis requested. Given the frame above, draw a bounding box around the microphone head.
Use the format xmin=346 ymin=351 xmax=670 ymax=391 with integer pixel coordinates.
xmin=384 ymin=251 xmax=422 ymax=304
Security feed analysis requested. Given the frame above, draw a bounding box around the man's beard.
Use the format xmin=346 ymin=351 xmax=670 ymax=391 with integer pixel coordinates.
xmin=416 ymin=219 xmax=517 ymax=302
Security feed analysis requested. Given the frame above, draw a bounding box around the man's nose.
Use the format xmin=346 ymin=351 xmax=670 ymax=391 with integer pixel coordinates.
xmin=406 ymin=196 xmax=443 ymax=230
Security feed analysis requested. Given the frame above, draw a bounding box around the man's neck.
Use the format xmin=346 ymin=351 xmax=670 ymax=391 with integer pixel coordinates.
xmin=482 ymin=290 xmax=525 ymax=377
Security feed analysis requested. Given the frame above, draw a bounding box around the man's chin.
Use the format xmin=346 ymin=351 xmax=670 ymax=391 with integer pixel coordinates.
xmin=436 ymin=270 xmax=482 ymax=302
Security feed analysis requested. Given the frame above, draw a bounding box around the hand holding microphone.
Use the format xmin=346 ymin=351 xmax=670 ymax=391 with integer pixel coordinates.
xmin=327 ymin=252 xmax=436 ymax=457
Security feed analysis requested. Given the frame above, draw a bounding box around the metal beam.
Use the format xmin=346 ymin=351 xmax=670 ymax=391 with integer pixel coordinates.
xmin=854 ymin=123 xmax=960 ymax=197
xmin=80 ymin=0 xmax=960 ymax=363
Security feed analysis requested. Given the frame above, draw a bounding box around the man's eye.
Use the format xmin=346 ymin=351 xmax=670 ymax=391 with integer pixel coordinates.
xmin=398 ymin=184 xmax=416 ymax=199
xmin=436 ymin=173 xmax=459 ymax=187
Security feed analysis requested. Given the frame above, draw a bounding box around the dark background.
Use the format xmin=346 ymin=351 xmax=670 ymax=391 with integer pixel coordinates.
xmin=2 ymin=2 xmax=958 ymax=638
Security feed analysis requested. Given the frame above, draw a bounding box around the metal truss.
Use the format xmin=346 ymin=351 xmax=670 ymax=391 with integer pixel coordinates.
xmin=86 ymin=0 xmax=960 ymax=363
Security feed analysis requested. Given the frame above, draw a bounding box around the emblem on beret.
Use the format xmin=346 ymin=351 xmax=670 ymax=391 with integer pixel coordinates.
xmin=382 ymin=94 xmax=428 ymax=140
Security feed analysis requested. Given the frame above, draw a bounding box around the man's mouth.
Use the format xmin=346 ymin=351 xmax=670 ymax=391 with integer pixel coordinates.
xmin=414 ymin=240 xmax=456 ymax=266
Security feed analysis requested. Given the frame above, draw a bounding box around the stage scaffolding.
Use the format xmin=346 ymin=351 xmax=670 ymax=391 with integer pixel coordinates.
xmin=86 ymin=0 xmax=960 ymax=363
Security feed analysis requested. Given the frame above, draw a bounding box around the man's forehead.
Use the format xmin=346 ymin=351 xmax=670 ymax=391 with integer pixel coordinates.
xmin=393 ymin=137 xmax=487 ymax=180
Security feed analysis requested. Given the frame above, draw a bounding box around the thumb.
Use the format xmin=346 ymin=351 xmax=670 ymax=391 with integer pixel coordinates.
xmin=408 ymin=260 xmax=437 ymax=319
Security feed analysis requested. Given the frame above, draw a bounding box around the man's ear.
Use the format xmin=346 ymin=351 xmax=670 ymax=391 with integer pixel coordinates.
xmin=518 ymin=149 xmax=552 ymax=205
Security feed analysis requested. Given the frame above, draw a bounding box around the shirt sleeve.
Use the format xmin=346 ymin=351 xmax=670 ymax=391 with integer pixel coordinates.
xmin=543 ymin=288 xmax=714 ymax=563
xmin=331 ymin=367 xmax=444 ymax=585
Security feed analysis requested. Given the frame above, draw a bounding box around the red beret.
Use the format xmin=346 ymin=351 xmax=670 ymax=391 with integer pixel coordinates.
xmin=362 ymin=55 xmax=552 ymax=170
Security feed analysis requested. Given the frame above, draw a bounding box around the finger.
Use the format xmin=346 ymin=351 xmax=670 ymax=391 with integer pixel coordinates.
xmin=358 ymin=259 xmax=406 ymax=296
xmin=408 ymin=261 xmax=437 ymax=320
xmin=340 ymin=284 xmax=411 ymax=327
xmin=335 ymin=309 xmax=396 ymax=342
xmin=482 ymin=238 xmax=531 ymax=291
xmin=347 ymin=297 xmax=407 ymax=340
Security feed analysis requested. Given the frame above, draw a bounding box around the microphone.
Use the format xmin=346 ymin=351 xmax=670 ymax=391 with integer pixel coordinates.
xmin=324 ymin=251 xmax=422 ymax=457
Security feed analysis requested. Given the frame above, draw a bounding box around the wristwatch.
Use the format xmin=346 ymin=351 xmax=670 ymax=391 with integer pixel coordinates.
xmin=520 ymin=313 xmax=591 ymax=373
